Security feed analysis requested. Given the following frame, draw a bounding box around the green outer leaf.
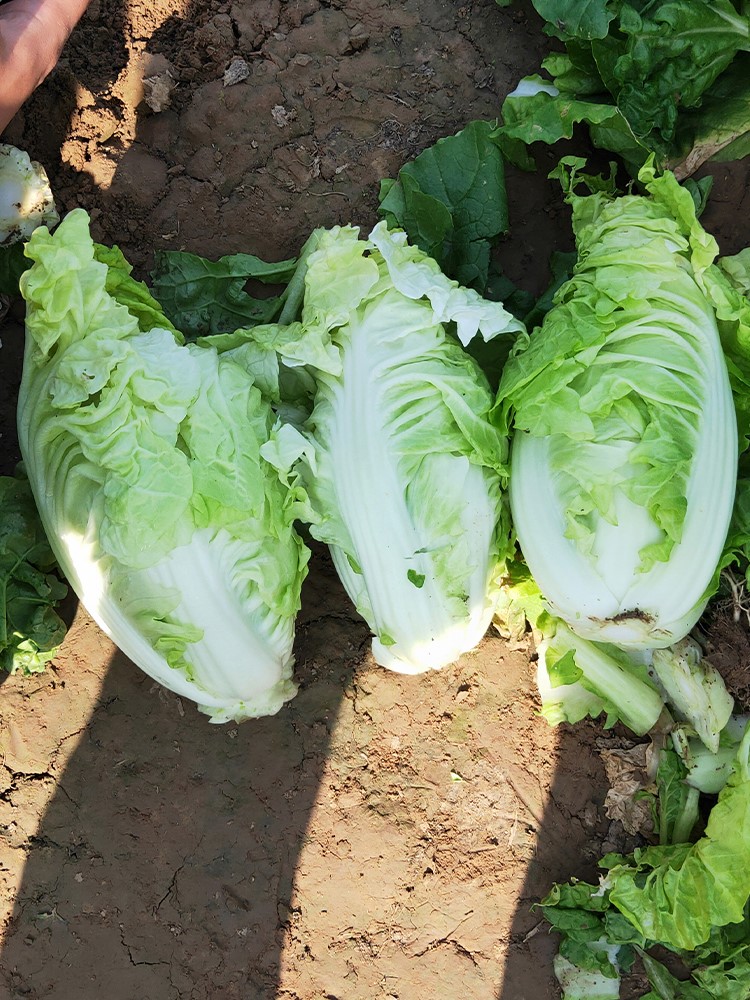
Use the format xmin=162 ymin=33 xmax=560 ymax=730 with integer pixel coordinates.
xmin=638 ymin=952 xmax=712 ymax=999
xmin=94 ymin=243 xmax=180 ymax=338
xmin=543 ymin=46 xmax=606 ymax=96
xmin=701 ymin=247 xmax=750 ymax=456
xmin=682 ymin=175 xmax=713 ymax=217
xmin=499 ymin=5 xmax=750 ymax=176
xmin=543 ymin=621 xmax=664 ymax=735
xmin=606 ymin=726 xmax=750 ymax=950
xmin=669 ymin=57 xmax=750 ymax=176
xmin=0 ymin=470 xmax=67 ymax=674
xmin=380 ymin=172 xmax=452 ymax=270
xmin=541 ymin=739 xmax=750 ymax=996
xmin=532 ymin=0 xmax=615 ymax=40
xmin=378 ymin=120 xmax=509 ymax=291
xmin=0 ymin=242 xmax=30 ymax=296
xmin=536 ymin=657 xmax=608 ymax=728
xmin=693 ymin=954 xmax=750 ymax=998
xmin=548 ymin=647 xmax=581 ymax=686
xmin=542 ymin=880 xmax=614 ymax=917
xmin=539 ymin=880 xmax=635 ymax=995
xmin=655 ymin=747 xmax=699 ymax=845
xmin=499 ymin=82 xmax=648 ymax=174
xmin=151 ymin=249 xmax=297 ymax=339
xmin=501 ymin=82 xmax=623 ymax=145
xmin=610 ymin=1 xmax=750 ymax=147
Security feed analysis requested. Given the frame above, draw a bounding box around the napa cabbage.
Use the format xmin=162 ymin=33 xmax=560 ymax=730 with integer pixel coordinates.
xmin=0 ymin=144 xmax=58 ymax=246
xmin=259 ymin=222 xmax=522 ymax=673
xmin=495 ymin=160 xmax=741 ymax=649
xmin=17 ymin=209 xmax=308 ymax=722
xmin=0 ymin=144 xmax=59 ymax=298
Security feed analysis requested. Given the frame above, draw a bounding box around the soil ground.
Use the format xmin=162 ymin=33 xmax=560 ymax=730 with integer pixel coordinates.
xmin=1 ymin=2 xmax=749 ymax=998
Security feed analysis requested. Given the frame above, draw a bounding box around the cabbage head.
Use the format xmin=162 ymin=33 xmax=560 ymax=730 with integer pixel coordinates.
xmin=495 ymin=161 xmax=740 ymax=649
xmin=265 ymin=222 xmax=522 ymax=673
xmin=17 ymin=210 xmax=308 ymax=722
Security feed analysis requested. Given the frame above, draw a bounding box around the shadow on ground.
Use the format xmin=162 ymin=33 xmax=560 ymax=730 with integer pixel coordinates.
xmin=497 ymin=722 xmax=610 ymax=1000
xmin=0 ymin=548 xmax=365 ymax=1000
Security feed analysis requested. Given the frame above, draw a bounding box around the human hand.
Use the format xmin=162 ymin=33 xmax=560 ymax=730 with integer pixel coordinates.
xmin=0 ymin=0 xmax=90 ymax=133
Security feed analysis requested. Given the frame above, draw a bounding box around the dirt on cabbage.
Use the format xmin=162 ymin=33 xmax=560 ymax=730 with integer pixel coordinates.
xmin=1 ymin=2 xmax=749 ymax=999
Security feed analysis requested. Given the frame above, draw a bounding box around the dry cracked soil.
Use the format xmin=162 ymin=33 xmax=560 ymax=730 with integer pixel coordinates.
xmin=1 ymin=2 xmax=750 ymax=999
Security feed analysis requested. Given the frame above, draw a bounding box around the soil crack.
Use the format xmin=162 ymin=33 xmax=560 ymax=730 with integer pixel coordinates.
xmin=411 ymin=909 xmax=477 ymax=959
xmin=155 ymin=860 xmax=186 ymax=912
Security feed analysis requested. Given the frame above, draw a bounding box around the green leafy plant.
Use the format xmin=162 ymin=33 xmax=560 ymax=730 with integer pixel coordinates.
xmin=151 ymin=248 xmax=298 ymax=338
xmin=541 ymin=725 xmax=750 ymax=997
xmin=0 ymin=468 xmax=67 ymax=674
xmin=496 ymin=0 xmax=750 ymax=177
xmin=379 ymin=119 xmax=509 ymax=292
